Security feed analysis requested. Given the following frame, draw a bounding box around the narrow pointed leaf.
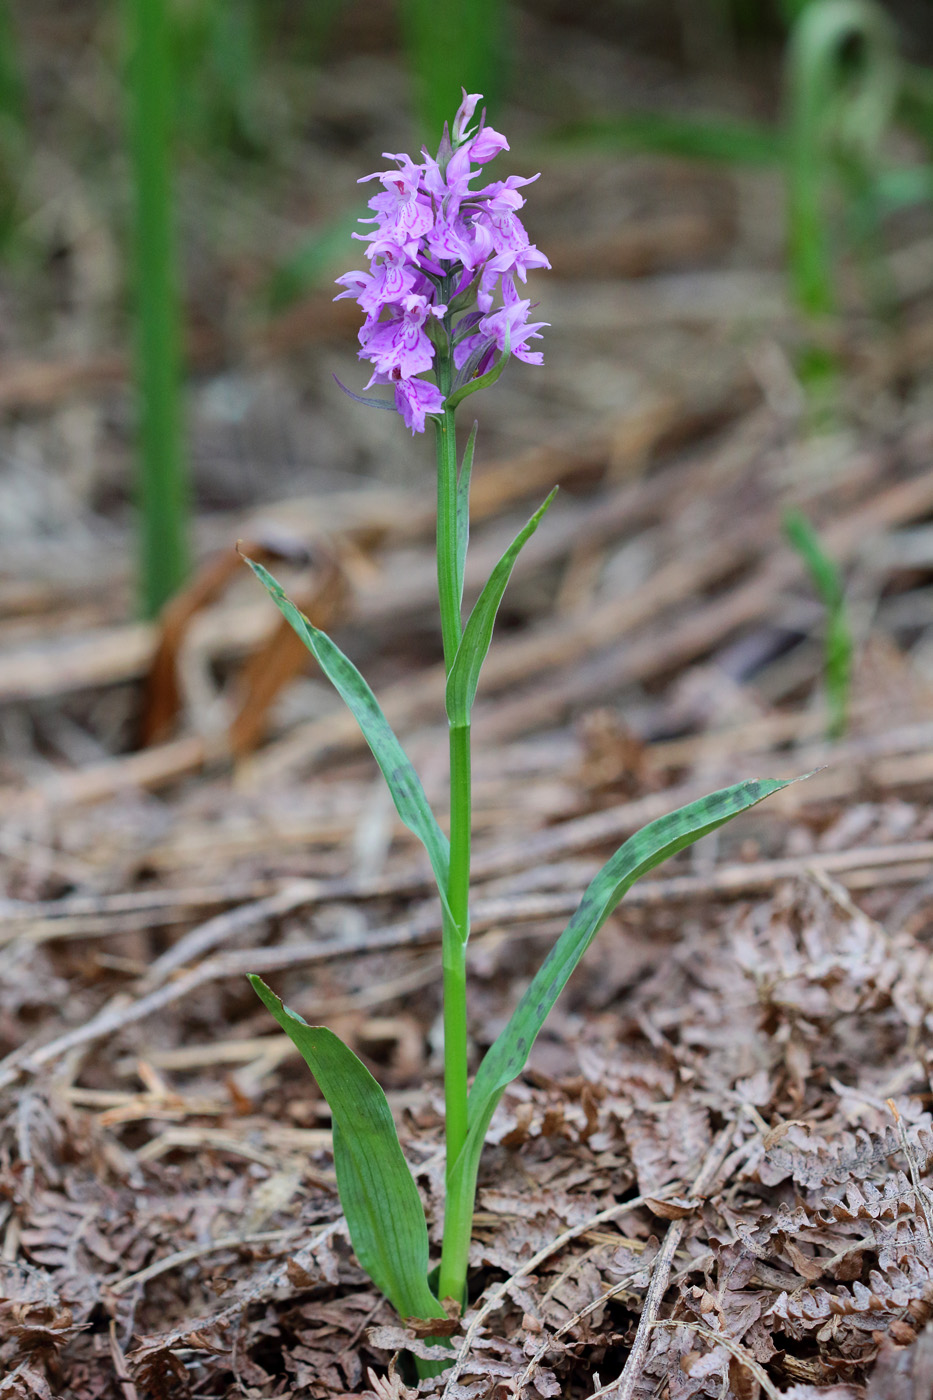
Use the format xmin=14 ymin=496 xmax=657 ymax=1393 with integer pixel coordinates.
xmin=333 ymin=374 xmax=396 ymax=412
xmin=446 ymin=489 xmax=557 ymax=727
xmin=249 ymin=977 xmax=446 ymax=1323
xmin=455 ymin=422 xmax=477 ymax=608
xmin=246 ymin=559 xmax=449 ymax=901
xmin=448 ymin=777 xmax=795 ymax=1215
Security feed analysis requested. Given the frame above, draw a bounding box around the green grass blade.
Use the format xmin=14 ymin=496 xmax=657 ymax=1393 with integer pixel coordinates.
xmin=249 ymin=977 xmax=446 ymax=1324
xmin=445 ymin=778 xmax=793 ymax=1260
xmin=784 ymin=508 xmax=852 ymax=739
xmin=783 ymin=508 xmax=842 ymax=607
xmin=246 ymin=559 xmax=450 ymax=900
xmin=445 ymin=489 xmax=557 ymax=728
xmin=455 ymin=422 xmax=477 ymax=610
xmin=0 ymin=2 xmax=23 ymax=127
xmin=470 ymin=777 xmax=791 ymax=1125
xmin=871 ymin=165 xmax=933 ymax=214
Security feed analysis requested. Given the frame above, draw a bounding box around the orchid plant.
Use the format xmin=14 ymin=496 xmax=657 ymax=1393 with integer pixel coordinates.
xmin=246 ymin=93 xmax=789 ymax=1372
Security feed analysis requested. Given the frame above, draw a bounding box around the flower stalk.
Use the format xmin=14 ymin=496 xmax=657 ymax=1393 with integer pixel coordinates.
xmin=422 ymin=308 xmax=474 ymax=1313
xmin=435 ymin=384 xmax=472 ymax=1301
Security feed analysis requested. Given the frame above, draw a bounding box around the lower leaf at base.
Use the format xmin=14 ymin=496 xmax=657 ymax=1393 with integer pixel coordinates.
xmin=248 ymin=976 xmax=446 ymax=1326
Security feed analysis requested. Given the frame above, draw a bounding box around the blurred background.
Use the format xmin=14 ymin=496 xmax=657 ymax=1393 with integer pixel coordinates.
xmin=2 ymin=0 xmax=933 ymax=778
xmin=2 ymin=0 xmax=932 ymax=602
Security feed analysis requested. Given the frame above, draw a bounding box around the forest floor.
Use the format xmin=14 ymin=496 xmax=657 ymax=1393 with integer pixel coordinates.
xmin=3 ymin=9 xmax=933 ymax=1399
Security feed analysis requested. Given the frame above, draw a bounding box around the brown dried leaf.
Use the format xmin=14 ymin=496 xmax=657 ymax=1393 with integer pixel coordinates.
xmin=365 ymin=1325 xmax=455 ymax=1361
xmin=867 ymin=1322 xmax=933 ymax=1400
xmin=646 ymin=1194 xmax=698 ymax=1220
xmin=0 ymin=1363 xmax=55 ymax=1400
xmin=625 ymin=1094 xmax=711 ymax=1196
xmin=364 ymin=1365 xmax=418 ymax=1400
xmin=127 ymin=1343 xmax=192 ymax=1399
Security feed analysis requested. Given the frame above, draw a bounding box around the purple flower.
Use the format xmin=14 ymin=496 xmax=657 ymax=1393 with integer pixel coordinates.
xmin=480 ymin=279 xmax=548 ymax=365
xmin=454 ymin=279 xmax=548 ymax=377
xmin=334 ymin=90 xmax=549 ymax=432
xmin=394 ymin=375 xmax=445 ymax=434
xmin=360 ymin=293 xmax=446 ymax=381
xmin=451 ymin=90 xmax=509 ymax=165
xmin=358 ymin=152 xmax=434 ymax=251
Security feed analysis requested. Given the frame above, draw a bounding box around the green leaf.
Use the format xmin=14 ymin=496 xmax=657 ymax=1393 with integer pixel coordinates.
xmin=249 ymin=977 xmax=446 ymax=1324
xmin=246 ymin=559 xmax=450 ymax=901
xmin=447 ymin=778 xmax=794 ymax=1220
xmin=455 ymin=422 xmax=477 ymax=609
xmin=446 ymin=489 xmax=557 ymax=727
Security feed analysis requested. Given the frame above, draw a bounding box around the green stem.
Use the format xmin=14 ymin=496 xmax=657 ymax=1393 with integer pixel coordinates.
xmin=448 ymin=723 xmax=472 ymax=946
xmin=435 ymin=399 xmax=461 ymax=669
xmin=439 ymin=720 xmax=472 ymax=1215
xmin=432 ymin=365 xmax=474 ymax=1310
xmin=127 ymin=0 xmax=189 ymax=617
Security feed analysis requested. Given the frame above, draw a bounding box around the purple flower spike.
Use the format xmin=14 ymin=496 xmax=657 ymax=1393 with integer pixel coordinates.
xmin=334 ymin=94 xmax=549 ymax=433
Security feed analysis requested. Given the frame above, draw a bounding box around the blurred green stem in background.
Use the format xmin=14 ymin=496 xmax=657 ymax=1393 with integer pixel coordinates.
xmin=0 ymin=0 xmax=25 ymax=250
xmin=785 ymin=0 xmax=898 ymax=405
xmin=171 ymin=0 xmax=264 ymax=156
xmin=783 ymin=508 xmax=852 ymax=740
xmin=785 ymin=0 xmax=898 ymax=321
xmin=399 ymin=0 xmax=508 ymax=143
xmin=126 ymin=0 xmax=189 ymax=618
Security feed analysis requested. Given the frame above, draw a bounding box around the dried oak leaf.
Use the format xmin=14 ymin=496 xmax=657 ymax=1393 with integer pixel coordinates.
xmin=0 ymin=1262 xmax=61 ymax=1313
xmin=646 ymin=1194 xmax=698 ymax=1220
xmin=705 ymin=1240 xmax=768 ymax=1339
xmin=406 ymin=1312 xmax=460 ymax=1339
